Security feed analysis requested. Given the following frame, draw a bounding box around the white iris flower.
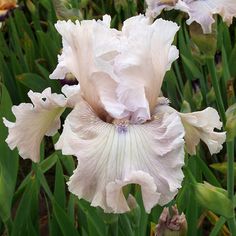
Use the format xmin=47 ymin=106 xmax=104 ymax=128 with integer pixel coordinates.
xmin=146 ymin=0 xmax=236 ymax=33
xmin=4 ymin=15 xmax=226 ymax=213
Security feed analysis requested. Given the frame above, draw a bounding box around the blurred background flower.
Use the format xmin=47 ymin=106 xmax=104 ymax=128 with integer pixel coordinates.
xmin=0 ymin=0 xmax=17 ymax=22
xmin=146 ymin=0 xmax=236 ymax=33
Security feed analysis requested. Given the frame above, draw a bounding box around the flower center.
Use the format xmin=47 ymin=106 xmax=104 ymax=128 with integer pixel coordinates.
xmin=113 ymin=119 xmax=129 ymax=133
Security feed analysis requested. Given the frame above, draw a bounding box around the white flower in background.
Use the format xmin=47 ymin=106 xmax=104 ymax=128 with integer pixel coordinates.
xmin=4 ymin=15 xmax=226 ymax=213
xmin=146 ymin=0 xmax=236 ymax=33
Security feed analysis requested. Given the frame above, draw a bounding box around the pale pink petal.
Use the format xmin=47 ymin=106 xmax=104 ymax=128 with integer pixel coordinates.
xmin=49 ymin=16 xmax=121 ymax=119
xmin=155 ymin=105 xmax=226 ymax=155
xmin=3 ymin=88 xmax=67 ymax=162
xmin=185 ymin=0 xmax=217 ymax=34
xmin=145 ymin=0 xmax=236 ymax=34
xmin=56 ymin=99 xmax=185 ymax=213
xmin=61 ymin=84 xmax=81 ymax=107
xmin=106 ymin=171 xmax=161 ymax=213
xmin=145 ymin=0 xmax=189 ymax=18
xmin=186 ymin=0 xmax=236 ymax=33
xmin=179 ymin=108 xmax=226 ymax=155
xmin=114 ymin=16 xmax=179 ymax=123
xmin=51 ymin=16 xmax=179 ymax=123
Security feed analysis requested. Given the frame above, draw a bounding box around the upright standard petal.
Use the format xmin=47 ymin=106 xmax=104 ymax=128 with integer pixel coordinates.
xmin=114 ymin=15 xmax=179 ymax=122
xmin=56 ymin=100 xmax=185 ymax=213
xmin=3 ymin=88 xmax=67 ymax=162
xmin=51 ymin=15 xmax=179 ymax=123
xmin=49 ymin=16 xmax=122 ymax=120
xmin=179 ymin=108 xmax=226 ymax=155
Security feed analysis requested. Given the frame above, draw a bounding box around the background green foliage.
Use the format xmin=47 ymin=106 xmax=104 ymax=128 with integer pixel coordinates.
xmin=0 ymin=0 xmax=236 ymax=235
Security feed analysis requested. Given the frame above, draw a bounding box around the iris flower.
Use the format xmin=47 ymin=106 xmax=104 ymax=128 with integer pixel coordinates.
xmin=146 ymin=0 xmax=236 ymax=33
xmin=4 ymin=15 xmax=226 ymax=213
xmin=0 ymin=0 xmax=17 ymax=21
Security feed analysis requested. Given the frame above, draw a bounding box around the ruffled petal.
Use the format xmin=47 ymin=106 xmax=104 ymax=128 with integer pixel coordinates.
xmin=145 ymin=0 xmax=236 ymax=34
xmin=145 ymin=0 xmax=189 ymax=18
xmin=61 ymin=84 xmax=81 ymax=107
xmin=49 ymin=16 xmax=121 ymax=119
xmin=155 ymin=104 xmax=226 ymax=155
xmin=114 ymin=15 xmax=179 ymax=122
xmin=106 ymin=171 xmax=161 ymax=213
xmin=57 ymin=100 xmax=185 ymax=213
xmin=185 ymin=0 xmax=218 ymax=34
xmin=145 ymin=0 xmax=169 ymax=18
xmin=51 ymin=15 xmax=179 ymax=123
xmin=213 ymin=0 xmax=236 ymax=26
xmin=179 ymin=107 xmax=226 ymax=155
xmin=186 ymin=0 xmax=236 ymax=33
xmin=3 ymin=88 xmax=67 ymax=162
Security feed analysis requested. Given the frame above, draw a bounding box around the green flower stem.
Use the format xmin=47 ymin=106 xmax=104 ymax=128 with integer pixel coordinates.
xmin=227 ymin=141 xmax=235 ymax=205
xmin=4 ymin=218 xmax=13 ymax=235
xmin=226 ymin=140 xmax=236 ymax=234
xmin=207 ymin=56 xmax=236 ymax=234
xmin=206 ymin=57 xmax=226 ymax=125
xmin=108 ymin=221 xmax=118 ymax=236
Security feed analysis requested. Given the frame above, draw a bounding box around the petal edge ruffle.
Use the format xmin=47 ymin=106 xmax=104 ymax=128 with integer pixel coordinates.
xmin=3 ymin=88 xmax=67 ymax=162
xmin=58 ymin=100 xmax=185 ymax=213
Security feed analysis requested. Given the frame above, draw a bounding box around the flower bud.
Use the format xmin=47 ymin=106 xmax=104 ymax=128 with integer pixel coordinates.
xmin=155 ymin=205 xmax=187 ymax=236
xmin=180 ymin=100 xmax=191 ymax=113
xmin=189 ymin=21 xmax=217 ymax=57
xmin=226 ymin=103 xmax=236 ymax=141
xmin=52 ymin=0 xmax=82 ymax=20
xmin=127 ymin=194 xmax=141 ymax=230
xmin=194 ymin=182 xmax=234 ymax=219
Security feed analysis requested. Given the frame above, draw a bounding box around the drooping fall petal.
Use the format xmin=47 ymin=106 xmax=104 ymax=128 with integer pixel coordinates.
xmin=56 ymin=100 xmax=185 ymax=213
xmin=3 ymin=88 xmax=67 ymax=162
xmin=156 ymin=104 xmax=226 ymax=155
xmin=179 ymin=107 xmax=226 ymax=155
